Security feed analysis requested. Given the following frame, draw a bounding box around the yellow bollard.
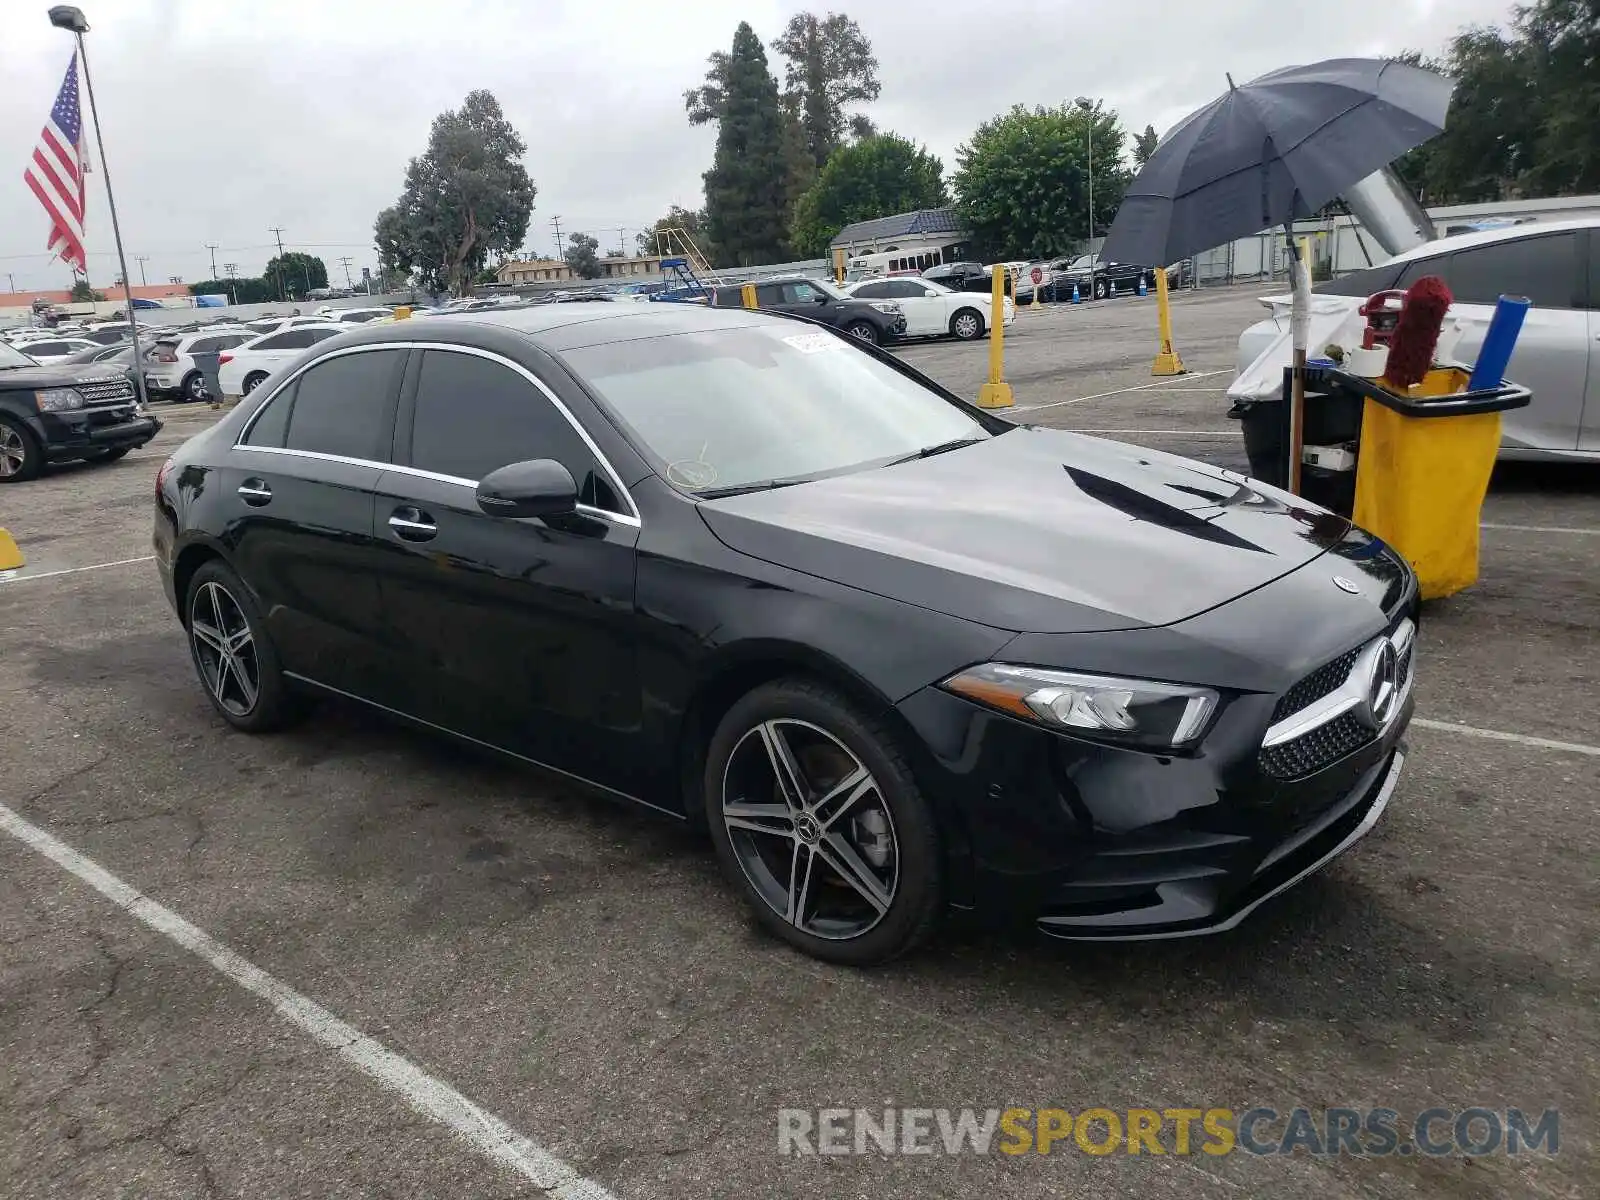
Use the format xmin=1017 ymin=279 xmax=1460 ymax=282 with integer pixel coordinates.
xmin=832 ymin=248 xmax=847 ymax=284
xmin=1150 ymin=266 xmax=1186 ymax=377
xmin=0 ymin=528 xmax=23 ymax=573
xmin=976 ymin=266 xmax=1015 ymax=408
xmin=741 ymin=283 xmax=758 ymax=309
xmin=393 ymin=306 xmax=412 ymax=320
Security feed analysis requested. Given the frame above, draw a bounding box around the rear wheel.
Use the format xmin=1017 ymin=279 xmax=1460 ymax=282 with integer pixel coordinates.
xmin=1093 ymin=278 xmax=1109 ymax=300
xmin=949 ymin=309 xmax=985 ymax=340
xmin=185 ymin=560 xmax=298 ymax=732
xmin=843 ymin=320 xmax=879 ymax=346
xmin=242 ymin=372 xmax=269 ymax=396
xmin=0 ymin=418 xmax=40 ymax=483
xmin=704 ymin=679 xmax=942 ymax=966
xmin=181 ymin=371 xmax=207 ymax=402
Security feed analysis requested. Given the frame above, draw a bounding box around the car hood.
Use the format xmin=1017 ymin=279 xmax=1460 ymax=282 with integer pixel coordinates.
xmin=697 ymin=427 xmax=1352 ymax=634
xmin=0 ymin=364 xmax=129 ymax=390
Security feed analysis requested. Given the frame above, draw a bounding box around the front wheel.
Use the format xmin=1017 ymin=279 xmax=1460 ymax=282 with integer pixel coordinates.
xmin=1093 ymin=278 xmax=1109 ymax=300
xmin=0 ymin=417 xmax=41 ymax=483
xmin=949 ymin=309 xmax=985 ymax=341
xmin=704 ymin=679 xmax=942 ymax=966
xmin=843 ymin=320 xmax=879 ymax=346
xmin=185 ymin=560 xmax=299 ymax=732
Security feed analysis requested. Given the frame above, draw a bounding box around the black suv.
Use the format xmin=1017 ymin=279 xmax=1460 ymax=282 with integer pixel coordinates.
xmin=0 ymin=339 xmax=161 ymax=482
xmin=710 ymin=276 xmax=906 ymax=345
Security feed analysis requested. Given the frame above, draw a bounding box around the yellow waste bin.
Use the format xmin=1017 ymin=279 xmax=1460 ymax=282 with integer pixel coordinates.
xmin=1348 ymin=367 xmax=1531 ymax=601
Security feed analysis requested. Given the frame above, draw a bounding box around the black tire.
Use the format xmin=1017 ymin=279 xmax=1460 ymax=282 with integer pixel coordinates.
xmin=0 ymin=416 xmax=41 ymax=484
xmin=949 ymin=308 xmax=985 ymax=341
xmin=181 ymin=371 xmax=207 ymax=402
xmin=242 ymin=372 xmax=269 ymax=396
xmin=1093 ymin=278 xmax=1109 ymax=300
xmin=843 ymin=320 xmax=879 ymax=346
xmin=184 ymin=559 xmax=299 ymax=732
xmin=83 ymin=447 xmax=130 ymax=463
xmin=704 ymin=678 xmax=942 ymax=966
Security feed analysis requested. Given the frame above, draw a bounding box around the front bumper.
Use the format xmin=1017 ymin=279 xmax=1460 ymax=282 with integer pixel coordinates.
xmin=33 ymin=406 xmax=162 ymax=463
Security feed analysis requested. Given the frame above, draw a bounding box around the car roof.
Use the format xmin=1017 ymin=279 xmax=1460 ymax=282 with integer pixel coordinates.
xmin=1386 ymin=215 xmax=1600 ymax=266
xmin=340 ymin=301 xmax=780 ymax=354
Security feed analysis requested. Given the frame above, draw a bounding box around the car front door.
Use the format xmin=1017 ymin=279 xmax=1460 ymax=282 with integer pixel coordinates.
xmin=1402 ymin=230 xmax=1589 ymax=453
xmin=226 ymin=346 xmax=406 ymax=699
xmin=371 ymin=346 xmax=643 ymax=794
xmin=886 ymin=280 xmax=944 ymax=336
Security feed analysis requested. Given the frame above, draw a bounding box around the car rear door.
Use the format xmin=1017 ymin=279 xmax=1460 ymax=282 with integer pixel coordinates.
xmin=227 ymin=346 xmax=406 ymax=699
xmin=371 ymin=346 xmax=643 ymax=794
xmin=1404 ymin=229 xmax=1588 ymax=452
xmin=1579 ymin=229 xmax=1599 ymax=451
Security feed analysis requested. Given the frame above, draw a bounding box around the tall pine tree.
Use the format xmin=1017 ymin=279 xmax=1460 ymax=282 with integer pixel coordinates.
xmin=703 ymin=23 xmax=792 ymax=266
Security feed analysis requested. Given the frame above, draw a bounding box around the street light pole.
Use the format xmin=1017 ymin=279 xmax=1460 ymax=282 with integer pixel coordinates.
xmin=51 ymin=6 xmax=147 ymax=408
xmin=1075 ymin=96 xmax=1095 ymax=254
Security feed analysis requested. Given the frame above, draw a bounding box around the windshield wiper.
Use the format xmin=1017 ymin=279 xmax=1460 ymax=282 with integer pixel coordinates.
xmin=694 ymin=476 xmax=814 ymax=499
xmin=886 ymin=436 xmax=986 ymax=466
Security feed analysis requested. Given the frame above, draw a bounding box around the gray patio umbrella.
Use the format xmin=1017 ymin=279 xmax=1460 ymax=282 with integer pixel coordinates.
xmin=1100 ymin=58 xmax=1454 ymax=496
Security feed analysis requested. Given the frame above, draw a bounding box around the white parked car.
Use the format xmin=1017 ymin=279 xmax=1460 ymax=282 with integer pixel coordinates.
xmin=217 ymin=324 xmax=345 ymax=398
xmin=11 ymin=336 xmax=99 ymax=364
xmin=314 ymin=306 xmax=394 ymax=325
xmin=1233 ymin=216 xmax=1600 ymax=460
xmin=243 ymin=315 xmax=338 ymax=339
xmin=144 ymin=328 xmax=258 ymax=401
xmin=842 ymin=278 xmax=1016 ymax=340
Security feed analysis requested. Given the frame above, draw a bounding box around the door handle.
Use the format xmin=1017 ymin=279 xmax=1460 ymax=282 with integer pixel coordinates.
xmin=388 ymin=506 xmax=438 ymax=542
xmin=237 ymin=478 xmax=272 ymax=506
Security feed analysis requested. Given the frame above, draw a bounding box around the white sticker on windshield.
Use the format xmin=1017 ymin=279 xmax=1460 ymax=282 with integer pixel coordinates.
xmin=782 ymin=332 xmax=842 ymax=355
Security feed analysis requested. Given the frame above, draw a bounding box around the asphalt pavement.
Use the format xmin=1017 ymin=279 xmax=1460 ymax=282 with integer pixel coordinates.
xmin=0 ymin=287 xmax=1595 ymax=1198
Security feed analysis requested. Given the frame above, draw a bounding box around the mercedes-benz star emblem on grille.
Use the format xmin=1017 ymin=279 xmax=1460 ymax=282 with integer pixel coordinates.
xmin=1332 ymin=576 xmax=1361 ymax=594
xmin=1355 ymin=640 xmax=1400 ymax=729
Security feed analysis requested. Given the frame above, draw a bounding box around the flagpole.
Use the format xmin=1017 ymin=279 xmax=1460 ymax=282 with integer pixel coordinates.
xmin=52 ymin=9 xmax=148 ymax=409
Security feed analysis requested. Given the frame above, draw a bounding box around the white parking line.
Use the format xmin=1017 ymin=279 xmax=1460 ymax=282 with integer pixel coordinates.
xmin=1480 ymin=523 xmax=1600 ymax=537
xmin=1015 ymin=369 xmax=1232 ymax=412
xmin=0 ymin=555 xmax=155 ymax=584
xmin=1411 ymin=718 xmax=1600 ymax=757
xmin=0 ymin=801 xmax=617 ymax=1200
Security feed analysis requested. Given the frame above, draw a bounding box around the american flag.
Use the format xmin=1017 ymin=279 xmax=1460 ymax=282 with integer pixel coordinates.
xmin=23 ymin=53 xmax=89 ymax=276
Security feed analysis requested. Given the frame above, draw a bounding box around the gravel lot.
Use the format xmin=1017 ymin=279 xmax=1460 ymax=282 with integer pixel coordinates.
xmin=1 ymin=286 xmax=1595 ymax=1198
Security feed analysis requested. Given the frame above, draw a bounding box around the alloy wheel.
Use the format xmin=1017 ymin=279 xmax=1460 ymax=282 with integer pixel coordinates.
xmin=189 ymin=581 xmax=260 ymax=716
xmin=953 ymin=312 xmax=980 ymax=339
xmin=0 ymin=426 xmax=25 ymax=478
xmin=721 ymin=719 xmax=899 ymax=940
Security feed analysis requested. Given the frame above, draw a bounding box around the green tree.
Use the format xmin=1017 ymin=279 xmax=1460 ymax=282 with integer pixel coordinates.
xmin=703 ymin=23 xmax=792 ymax=266
xmin=1132 ymin=124 xmax=1159 ymax=166
xmin=262 ymin=251 xmax=329 ymax=300
xmin=790 ymin=134 xmax=947 ymax=257
xmin=952 ymin=103 xmax=1129 ymax=260
xmin=564 ymin=232 xmax=602 ymax=279
xmin=69 ymin=280 xmax=107 ymax=302
xmin=771 ymin=13 xmax=881 ymax=170
xmin=373 ymin=90 xmax=536 ymax=295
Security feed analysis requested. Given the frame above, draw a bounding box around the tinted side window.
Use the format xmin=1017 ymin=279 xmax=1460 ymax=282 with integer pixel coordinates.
xmin=853 ymin=282 xmax=890 ymax=299
xmin=754 ymin=284 xmax=786 ymax=307
xmin=251 ymin=332 xmax=295 ymax=350
xmin=1446 ymin=233 xmax=1579 ymax=308
xmin=243 ymin=384 xmax=293 ymax=448
xmin=1393 ymin=255 xmax=1451 ymax=291
xmin=1314 ymin=263 xmax=1405 ymax=297
xmin=305 ymin=328 xmax=342 ymax=345
xmin=282 ymin=349 xmax=403 ymax=461
xmin=189 ymin=337 xmax=221 ymax=354
xmin=408 ymin=351 xmax=615 ymax=508
xmin=784 ymin=281 xmax=822 ymax=304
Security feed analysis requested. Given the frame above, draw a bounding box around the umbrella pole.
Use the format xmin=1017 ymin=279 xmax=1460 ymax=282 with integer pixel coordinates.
xmin=1285 ymin=225 xmax=1311 ymax=496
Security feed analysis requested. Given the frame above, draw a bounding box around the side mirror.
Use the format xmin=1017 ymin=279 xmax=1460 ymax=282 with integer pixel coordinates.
xmin=476 ymin=458 xmax=578 ymax=519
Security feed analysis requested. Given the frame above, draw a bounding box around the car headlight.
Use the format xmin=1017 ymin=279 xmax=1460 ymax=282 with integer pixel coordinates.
xmin=869 ymin=301 xmax=902 ymax=314
xmin=35 ymin=387 xmax=85 ymax=412
xmin=942 ymin=663 xmax=1219 ymax=749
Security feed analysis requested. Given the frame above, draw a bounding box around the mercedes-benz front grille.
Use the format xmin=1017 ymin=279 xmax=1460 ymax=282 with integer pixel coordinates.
xmin=1260 ymin=619 xmax=1415 ymax=781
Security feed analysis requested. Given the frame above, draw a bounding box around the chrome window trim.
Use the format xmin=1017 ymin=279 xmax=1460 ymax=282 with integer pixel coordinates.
xmin=233 ymin=339 xmax=640 ymax=525
xmin=1262 ymin=618 xmax=1416 ymax=749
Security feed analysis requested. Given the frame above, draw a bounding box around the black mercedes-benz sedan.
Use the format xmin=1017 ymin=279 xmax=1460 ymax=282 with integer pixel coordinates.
xmin=153 ymin=302 xmax=1417 ymax=965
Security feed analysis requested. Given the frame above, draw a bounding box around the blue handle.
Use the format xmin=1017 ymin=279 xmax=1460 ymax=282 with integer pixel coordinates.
xmin=1468 ymin=295 xmax=1531 ymax=391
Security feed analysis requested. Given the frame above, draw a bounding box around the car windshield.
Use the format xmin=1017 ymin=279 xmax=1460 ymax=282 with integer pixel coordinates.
xmin=1068 ymin=256 xmax=1096 ymax=270
xmin=0 ymin=341 xmax=37 ymax=370
xmin=562 ymin=324 xmax=990 ymax=494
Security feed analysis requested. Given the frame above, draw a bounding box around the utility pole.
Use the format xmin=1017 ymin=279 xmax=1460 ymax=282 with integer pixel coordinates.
xmin=6 ymin=273 xmax=14 ymax=294
xmin=269 ymin=226 xmax=287 ymax=301
xmin=206 ymin=242 xmax=220 ymax=285
xmin=223 ymin=262 xmax=239 ymax=307
xmin=168 ymin=275 xmax=182 ymax=285
xmin=550 ymin=215 xmax=563 ymax=261
xmin=134 ymin=254 xmax=148 ymax=287
xmin=617 ymin=227 xmax=626 ymax=258
xmin=339 ymin=256 xmax=354 ymax=289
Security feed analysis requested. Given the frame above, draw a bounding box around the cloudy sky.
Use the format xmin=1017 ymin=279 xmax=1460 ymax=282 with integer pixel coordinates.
xmin=1 ymin=0 xmax=1515 ymax=292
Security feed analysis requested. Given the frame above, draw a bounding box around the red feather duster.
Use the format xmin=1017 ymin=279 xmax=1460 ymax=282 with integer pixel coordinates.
xmin=1383 ymin=275 xmax=1453 ymax=387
